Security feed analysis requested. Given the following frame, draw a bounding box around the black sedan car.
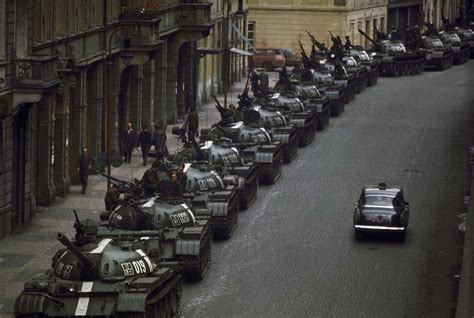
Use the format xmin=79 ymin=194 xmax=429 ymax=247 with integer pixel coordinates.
xmin=353 ymin=183 xmax=410 ymax=241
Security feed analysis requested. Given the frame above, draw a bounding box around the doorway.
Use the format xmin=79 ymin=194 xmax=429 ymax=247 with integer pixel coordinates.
xmin=11 ymin=105 xmax=29 ymax=229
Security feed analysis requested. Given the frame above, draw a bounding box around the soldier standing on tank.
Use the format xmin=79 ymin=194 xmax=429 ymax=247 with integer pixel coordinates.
xmin=77 ymin=147 xmax=95 ymax=195
xmin=138 ymin=124 xmax=152 ymax=166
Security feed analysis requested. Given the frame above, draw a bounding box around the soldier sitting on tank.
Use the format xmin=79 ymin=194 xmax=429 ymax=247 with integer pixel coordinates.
xmin=104 ymin=185 xmax=123 ymax=211
xmin=141 ymin=160 xmax=171 ymax=195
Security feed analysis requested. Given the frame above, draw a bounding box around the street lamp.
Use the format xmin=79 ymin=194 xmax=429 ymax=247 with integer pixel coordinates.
xmin=105 ymin=29 xmax=132 ymax=189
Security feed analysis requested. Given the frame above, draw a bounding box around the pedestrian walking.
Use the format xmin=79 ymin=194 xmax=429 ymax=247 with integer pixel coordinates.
xmin=77 ymin=147 xmax=95 ymax=194
xmin=187 ymin=107 xmax=199 ymax=140
xmin=152 ymin=123 xmax=169 ymax=160
xmin=122 ymin=122 xmax=137 ymax=163
xmin=138 ymin=124 xmax=152 ymax=166
xmin=185 ymin=87 xmax=194 ymax=114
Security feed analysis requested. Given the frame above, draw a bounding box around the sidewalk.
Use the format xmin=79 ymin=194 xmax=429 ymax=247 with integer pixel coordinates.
xmin=0 ymin=78 xmax=254 ymax=317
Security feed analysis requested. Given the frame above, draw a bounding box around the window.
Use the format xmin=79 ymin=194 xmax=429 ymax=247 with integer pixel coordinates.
xmin=349 ymin=22 xmax=355 ymax=44
xmin=380 ymin=17 xmax=385 ymax=33
xmin=247 ymin=21 xmax=255 ymax=47
xmin=365 ymin=19 xmax=370 ymax=48
xmin=67 ymin=0 xmax=77 ymax=34
xmin=55 ymin=0 xmax=67 ymax=37
xmin=373 ymin=18 xmax=377 ymax=39
xmin=357 ymin=20 xmax=362 ymax=45
xmin=0 ymin=1 xmax=4 ymax=59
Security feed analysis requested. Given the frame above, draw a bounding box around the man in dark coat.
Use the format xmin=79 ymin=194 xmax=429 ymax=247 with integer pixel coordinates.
xmin=77 ymin=147 xmax=95 ymax=194
xmin=152 ymin=124 xmax=168 ymax=160
xmin=123 ymin=122 xmax=137 ymax=163
xmin=138 ymin=124 xmax=152 ymax=166
xmin=185 ymin=87 xmax=194 ymax=114
xmin=187 ymin=107 xmax=199 ymax=140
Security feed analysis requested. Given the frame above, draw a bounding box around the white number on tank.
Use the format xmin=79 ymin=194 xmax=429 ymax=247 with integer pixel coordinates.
xmin=221 ymin=153 xmax=240 ymax=166
xmin=169 ymin=212 xmax=191 ymax=226
xmin=197 ymin=178 xmax=217 ymax=191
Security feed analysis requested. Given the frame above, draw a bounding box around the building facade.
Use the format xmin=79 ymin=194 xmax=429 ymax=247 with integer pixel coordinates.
xmin=247 ymin=0 xmax=388 ymax=52
xmin=0 ymin=0 xmax=248 ymax=238
xmin=388 ymin=0 xmax=423 ymax=30
xmin=423 ymin=0 xmax=463 ymax=29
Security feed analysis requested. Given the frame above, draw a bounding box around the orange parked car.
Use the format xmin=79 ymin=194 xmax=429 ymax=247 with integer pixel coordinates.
xmin=249 ymin=48 xmax=286 ymax=71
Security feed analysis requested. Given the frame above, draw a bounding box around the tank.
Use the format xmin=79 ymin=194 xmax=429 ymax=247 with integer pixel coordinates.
xmin=170 ymin=161 xmax=240 ymax=239
xmin=251 ymin=74 xmax=315 ymax=139
xmin=292 ymin=65 xmax=347 ymax=114
xmin=304 ymin=31 xmax=358 ymax=101
xmin=201 ymin=102 xmax=283 ymax=185
xmin=358 ymin=27 xmax=426 ymax=76
xmin=454 ymin=10 xmax=474 ymax=58
xmin=239 ymin=79 xmax=302 ymax=159
xmin=329 ymin=31 xmax=370 ymax=94
xmin=417 ymin=22 xmax=453 ymax=70
xmin=439 ymin=16 xmax=471 ymax=64
xmin=100 ymin=190 xmax=213 ymax=280
xmin=270 ymin=75 xmax=330 ymax=133
xmin=170 ymin=131 xmax=259 ymax=210
xmin=343 ymin=35 xmax=380 ymax=87
xmin=14 ymin=220 xmax=183 ymax=317
xmin=455 ymin=25 xmax=474 ymax=58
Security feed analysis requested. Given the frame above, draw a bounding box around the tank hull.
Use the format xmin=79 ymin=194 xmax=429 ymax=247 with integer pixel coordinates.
xmin=15 ymin=267 xmax=183 ymax=317
xmin=377 ymin=52 xmax=426 ymax=76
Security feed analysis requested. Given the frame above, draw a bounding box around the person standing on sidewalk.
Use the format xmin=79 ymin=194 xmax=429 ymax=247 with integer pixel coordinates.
xmin=77 ymin=147 xmax=94 ymax=195
xmin=185 ymin=87 xmax=194 ymax=114
xmin=122 ymin=122 xmax=137 ymax=164
xmin=152 ymin=123 xmax=169 ymax=160
xmin=138 ymin=124 xmax=152 ymax=166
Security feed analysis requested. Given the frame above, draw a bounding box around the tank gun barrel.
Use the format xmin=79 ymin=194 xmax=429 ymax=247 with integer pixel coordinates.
xmin=358 ymin=28 xmax=376 ymax=45
xmin=57 ymin=232 xmax=94 ymax=269
xmin=306 ymin=30 xmax=328 ymax=53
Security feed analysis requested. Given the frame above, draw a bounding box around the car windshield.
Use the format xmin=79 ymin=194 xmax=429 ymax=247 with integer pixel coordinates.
xmin=363 ymin=195 xmax=394 ymax=208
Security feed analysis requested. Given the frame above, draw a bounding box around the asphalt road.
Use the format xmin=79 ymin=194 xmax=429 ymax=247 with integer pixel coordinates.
xmin=181 ymin=62 xmax=474 ymax=318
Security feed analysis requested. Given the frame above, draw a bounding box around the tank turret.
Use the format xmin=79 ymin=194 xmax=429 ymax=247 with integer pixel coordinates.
xmin=358 ymin=28 xmax=426 ymax=76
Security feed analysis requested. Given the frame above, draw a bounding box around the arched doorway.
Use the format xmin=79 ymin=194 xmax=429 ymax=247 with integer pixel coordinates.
xmin=11 ymin=104 xmax=30 ymax=229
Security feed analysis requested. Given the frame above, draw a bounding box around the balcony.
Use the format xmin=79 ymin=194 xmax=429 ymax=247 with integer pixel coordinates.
xmin=10 ymin=56 xmax=61 ymax=90
xmin=119 ymin=18 xmax=162 ymax=52
xmin=159 ymin=2 xmax=214 ymax=36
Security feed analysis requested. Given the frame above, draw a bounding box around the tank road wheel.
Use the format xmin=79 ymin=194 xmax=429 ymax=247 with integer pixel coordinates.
xmin=153 ymin=299 xmax=164 ymax=318
xmin=198 ymin=239 xmax=212 ymax=279
xmin=172 ymin=277 xmax=183 ymax=317
xmin=392 ymin=64 xmax=400 ymax=76
xmin=240 ymin=177 xmax=258 ymax=210
xmin=184 ymin=238 xmax=212 ymax=280
xmin=262 ymin=62 xmax=274 ymax=72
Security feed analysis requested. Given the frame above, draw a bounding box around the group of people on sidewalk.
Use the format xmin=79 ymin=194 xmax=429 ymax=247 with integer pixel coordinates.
xmin=122 ymin=122 xmax=169 ymax=166
xmin=76 ymin=87 xmax=199 ymax=195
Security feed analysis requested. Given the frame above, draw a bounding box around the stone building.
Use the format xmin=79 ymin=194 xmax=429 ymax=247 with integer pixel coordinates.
xmin=388 ymin=0 xmax=423 ymax=30
xmin=247 ymin=0 xmax=388 ymax=52
xmin=423 ymin=0 xmax=463 ymax=29
xmin=0 ymin=0 xmax=248 ymax=238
